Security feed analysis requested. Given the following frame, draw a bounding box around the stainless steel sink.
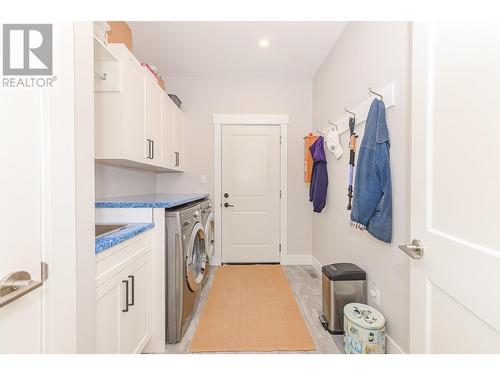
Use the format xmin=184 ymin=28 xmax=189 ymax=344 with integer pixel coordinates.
xmin=95 ymin=224 xmax=128 ymax=238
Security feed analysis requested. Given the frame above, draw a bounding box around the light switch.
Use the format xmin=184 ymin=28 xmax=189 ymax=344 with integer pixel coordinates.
xmin=200 ymin=174 xmax=207 ymax=184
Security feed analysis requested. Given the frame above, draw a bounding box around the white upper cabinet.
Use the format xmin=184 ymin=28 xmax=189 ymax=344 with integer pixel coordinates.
xmin=146 ymin=75 xmax=165 ymax=167
xmin=94 ymin=42 xmax=183 ymax=172
xmin=172 ymin=105 xmax=184 ymax=171
xmin=163 ymin=95 xmax=175 ymax=168
xmin=124 ymin=52 xmax=147 ymax=163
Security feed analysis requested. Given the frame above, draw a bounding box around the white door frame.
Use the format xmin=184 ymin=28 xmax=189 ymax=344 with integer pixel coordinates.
xmin=213 ymin=114 xmax=288 ymax=265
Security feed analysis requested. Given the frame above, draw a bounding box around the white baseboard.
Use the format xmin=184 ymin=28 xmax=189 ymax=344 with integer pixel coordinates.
xmin=311 ymin=255 xmax=322 ymax=274
xmin=281 ymin=254 xmax=312 ymax=265
xmin=386 ymin=334 xmax=405 ymax=354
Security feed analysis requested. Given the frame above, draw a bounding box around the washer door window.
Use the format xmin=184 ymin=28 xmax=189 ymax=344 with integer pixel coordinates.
xmin=186 ymin=222 xmax=207 ymax=292
xmin=204 ymin=211 xmax=215 ymax=262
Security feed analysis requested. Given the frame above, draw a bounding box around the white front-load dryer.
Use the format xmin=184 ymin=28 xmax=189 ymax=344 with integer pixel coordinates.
xmin=165 ymin=202 xmax=207 ymax=344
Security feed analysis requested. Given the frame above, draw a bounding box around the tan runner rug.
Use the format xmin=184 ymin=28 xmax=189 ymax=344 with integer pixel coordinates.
xmin=189 ymin=264 xmax=316 ymax=352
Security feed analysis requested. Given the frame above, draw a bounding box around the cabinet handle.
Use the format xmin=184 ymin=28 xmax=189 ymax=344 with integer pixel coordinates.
xmin=146 ymin=139 xmax=151 ymax=159
xmin=128 ymin=275 xmax=135 ymax=306
xmin=122 ymin=280 xmax=129 ymax=312
xmin=151 ymin=140 xmax=154 ymax=160
xmin=175 ymin=152 xmax=179 ymax=166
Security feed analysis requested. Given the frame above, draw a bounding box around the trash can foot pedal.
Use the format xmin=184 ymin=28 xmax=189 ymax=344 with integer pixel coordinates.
xmin=319 ymin=315 xmax=344 ymax=335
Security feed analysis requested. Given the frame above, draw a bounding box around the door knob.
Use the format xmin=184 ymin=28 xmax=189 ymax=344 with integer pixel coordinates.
xmin=0 ymin=271 xmax=43 ymax=308
xmin=224 ymin=203 xmax=234 ymax=208
xmin=398 ymin=239 xmax=424 ymax=259
xmin=224 ymin=193 xmax=229 ymax=198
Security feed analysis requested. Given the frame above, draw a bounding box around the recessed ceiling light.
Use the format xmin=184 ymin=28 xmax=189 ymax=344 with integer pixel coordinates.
xmin=259 ymin=39 xmax=269 ymax=48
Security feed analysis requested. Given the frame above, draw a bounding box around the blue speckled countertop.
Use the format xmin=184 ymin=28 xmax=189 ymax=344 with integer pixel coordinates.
xmin=95 ymin=223 xmax=154 ymax=254
xmin=95 ymin=193 xmax=208 ymax=208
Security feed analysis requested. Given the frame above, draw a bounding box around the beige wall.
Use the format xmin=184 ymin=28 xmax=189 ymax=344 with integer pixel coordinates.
xmin=156 ymin=77 xmax=313 ymax=257
xmin=312 ymin=22 xmax=412 ymax=352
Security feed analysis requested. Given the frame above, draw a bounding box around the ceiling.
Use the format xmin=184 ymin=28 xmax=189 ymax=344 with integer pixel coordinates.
xmin=128 ymin=22 xmax=346 ymax=78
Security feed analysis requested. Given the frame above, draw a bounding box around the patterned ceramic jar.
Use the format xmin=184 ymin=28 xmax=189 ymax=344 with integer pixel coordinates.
xmin=344 ymin=303 xmax=386 ymax=354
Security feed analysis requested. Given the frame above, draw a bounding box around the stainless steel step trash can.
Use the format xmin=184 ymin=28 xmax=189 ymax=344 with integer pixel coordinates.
xmin=319 ymin=263 xmax=367 ymax=334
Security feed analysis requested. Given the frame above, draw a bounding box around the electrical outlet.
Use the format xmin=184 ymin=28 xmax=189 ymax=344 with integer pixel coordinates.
xmin=368 ymin=282 xmax=381 ymax=306
xmin=200 ymin=174 xmax=207 ymax=184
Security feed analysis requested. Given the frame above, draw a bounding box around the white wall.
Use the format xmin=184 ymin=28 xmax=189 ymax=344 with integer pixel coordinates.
xmin=312 ymin=22 xmax=412 ymax=353
xmin=94 ymin=163 xmax=157 ymax=199
xmin=74 ymin=22 xmax=96 ymax=353
xmin=156 ymin=77 xmax=313 ymax=257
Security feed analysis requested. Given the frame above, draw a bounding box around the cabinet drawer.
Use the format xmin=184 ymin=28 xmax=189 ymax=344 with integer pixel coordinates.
xmin=96 ymin=231 xmax=151 ymax=287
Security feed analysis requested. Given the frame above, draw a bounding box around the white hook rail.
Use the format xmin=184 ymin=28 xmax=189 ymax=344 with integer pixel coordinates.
xmin=322 ymin=81 xmax=396 ymax=136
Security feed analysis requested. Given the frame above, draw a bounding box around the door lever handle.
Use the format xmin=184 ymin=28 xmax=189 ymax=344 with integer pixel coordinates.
xmin=398 ymin=239 xmax=424 ymax=259
xmin=224 ymin=203 xmax=234 ymax=208
xmin=0 ymin=271 xmax=43 ymax=308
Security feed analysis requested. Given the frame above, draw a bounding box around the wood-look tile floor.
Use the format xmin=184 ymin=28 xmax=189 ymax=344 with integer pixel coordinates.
xmin=164 ymin=265 xmax=344 ymax=354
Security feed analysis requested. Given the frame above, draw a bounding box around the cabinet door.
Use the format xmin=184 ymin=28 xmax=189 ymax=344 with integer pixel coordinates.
xmin=146 ymin=78 xmax=165 ymax=166
xmin=123 ymin=254 xmax=152 ymax=354
xmin=96 ymin=273 xmax=126 ymax=354
xmin=124 ymin=56 xmax=147 ymax=163
xmin=173 ymin=106 xmax=184 ymax=170
xmin=162 ymin=95 xmax=175 ymax=168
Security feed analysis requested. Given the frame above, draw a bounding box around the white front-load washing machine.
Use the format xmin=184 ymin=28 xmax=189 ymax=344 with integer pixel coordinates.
xmin=200 ymin=199 xmax=215 ymax=288
xmin=165 ymin=202 xmax=207 ymax=344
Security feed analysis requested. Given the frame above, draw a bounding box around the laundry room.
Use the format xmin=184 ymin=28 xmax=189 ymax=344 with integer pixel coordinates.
xmin=1 ymin=1 xmax=500 ymax=373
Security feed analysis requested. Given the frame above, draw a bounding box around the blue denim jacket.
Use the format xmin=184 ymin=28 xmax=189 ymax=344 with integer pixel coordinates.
xmin=350 ymin=99 xmax=392 ymax=243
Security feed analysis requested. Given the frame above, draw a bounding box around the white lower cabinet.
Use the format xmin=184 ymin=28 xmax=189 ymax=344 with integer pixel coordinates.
xmin=96 ymin=233 xmax=152 ymax=354
xmin=96 ymin=272 xmax=125 ymax=353
xmin=123 ymin=255 xmax=151 ymax=353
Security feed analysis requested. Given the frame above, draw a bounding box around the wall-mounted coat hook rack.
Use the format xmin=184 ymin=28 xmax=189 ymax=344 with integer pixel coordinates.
xmin=344 ymin=107 xmax=356 ymax=119
xmin=94 ymin=70 xmax=107 ymax=80
xmin=369 ymin=86 xmax=383 ymax=100
xmin=328 ymin=121 xmax=339 ymax=131
xmin=315 ymin=82 xmax=395 ymax=137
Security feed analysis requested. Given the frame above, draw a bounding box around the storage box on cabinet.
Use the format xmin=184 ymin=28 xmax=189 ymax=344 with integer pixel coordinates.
xmin=95 ymin=232 xmax=152 ymax=354
xmin=94 ymin=43 xmax=183 ymax=172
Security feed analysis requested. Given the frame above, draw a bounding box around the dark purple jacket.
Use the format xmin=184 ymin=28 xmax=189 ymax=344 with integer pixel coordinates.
xmin=309 ymin=136 xmax=328 ymax=213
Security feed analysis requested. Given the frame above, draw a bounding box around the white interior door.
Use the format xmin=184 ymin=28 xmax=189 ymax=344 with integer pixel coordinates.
xmin=0 ymin=89 xmax=43 ymax=354
xmin=0 ymin=22 xmax=79 ymax=354
xmin=410 ymin=22 xmax=500 ymax=353
xmin=221 ymin=125 xmax=280 ymax=263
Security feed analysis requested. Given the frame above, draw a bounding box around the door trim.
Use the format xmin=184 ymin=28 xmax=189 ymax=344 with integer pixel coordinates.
xmin=213 ymin=114 xmax=289 ymax=265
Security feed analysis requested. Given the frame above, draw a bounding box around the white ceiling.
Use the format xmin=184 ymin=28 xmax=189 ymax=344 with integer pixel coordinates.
xmin=128 ymin=22 xmax=346 ymax=78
